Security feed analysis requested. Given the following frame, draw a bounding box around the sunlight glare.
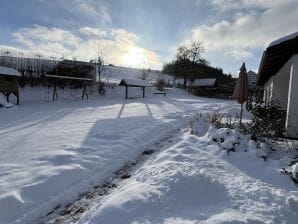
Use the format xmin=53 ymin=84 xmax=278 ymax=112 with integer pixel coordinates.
xmin=122 ymin=47 xmax=146 ymax=68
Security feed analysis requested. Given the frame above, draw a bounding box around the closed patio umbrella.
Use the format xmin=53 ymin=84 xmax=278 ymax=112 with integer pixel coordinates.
xmin=233 ymin=63 xmax=248 ymax=127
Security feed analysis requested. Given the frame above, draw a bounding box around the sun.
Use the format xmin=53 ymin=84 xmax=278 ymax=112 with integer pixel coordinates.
xmin=122 ymin=47 xmax=146 ymax=68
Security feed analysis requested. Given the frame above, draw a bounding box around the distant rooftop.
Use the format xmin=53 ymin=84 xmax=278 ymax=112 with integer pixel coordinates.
xmin=190 ymin=78 xmax=216 ymax=87
xmin=0 ymin=66 xmax=21 ymax=77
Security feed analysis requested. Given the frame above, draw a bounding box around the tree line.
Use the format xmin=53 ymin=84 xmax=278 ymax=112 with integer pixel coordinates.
xmin=163 ymin=41 xmax=235 ymax=90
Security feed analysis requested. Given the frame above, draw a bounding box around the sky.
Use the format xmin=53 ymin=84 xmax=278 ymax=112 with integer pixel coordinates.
xmin=0 ymin=0 xmax=297 ymax=75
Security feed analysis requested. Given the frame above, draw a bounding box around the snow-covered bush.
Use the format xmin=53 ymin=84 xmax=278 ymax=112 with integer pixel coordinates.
xmin=189 ymin=113 xmax=210 ymax=136
xmin=206 ymin=111 xmax=240 ymax=130
xmin=281 ymin=162 xmax=298 ymax=184
xmin=192 ymin=114 xmax=298 ymax=185
xmin=206 ymin=127 xmax=249 ymax=153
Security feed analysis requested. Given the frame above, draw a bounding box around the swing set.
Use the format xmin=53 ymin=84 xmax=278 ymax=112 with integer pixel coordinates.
xmin=44 ymin=75 xmax=93 ymax=101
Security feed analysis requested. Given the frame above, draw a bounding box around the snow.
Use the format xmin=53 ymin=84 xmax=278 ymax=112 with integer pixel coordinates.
xmin=79 ymin=121 xmax=298 ymax=224
xmin=1 ymin=80 xmax=297 ymax=223
xmin=291 ymin=163 xmax=298 ymax=179
xmin=0 ymin=94 xmax=14 ymax=108
xmin=0 ymin=86 xmax=238 ymax=224
xmin=269 ymin=32 xmax=298 ymax=47
xmin=0 ymin=66 xmax=21 ymax=76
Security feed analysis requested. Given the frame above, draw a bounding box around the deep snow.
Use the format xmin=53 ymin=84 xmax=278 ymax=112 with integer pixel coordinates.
xmin=0 ymin=86 xmax=241 ymax=224
xmin=79 ymin=120 xmax=298 ymax=224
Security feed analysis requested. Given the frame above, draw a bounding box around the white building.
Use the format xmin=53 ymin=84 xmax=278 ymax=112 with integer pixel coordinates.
xmin=247 ymin=71 xmax=257 ymax=90
xmin=257 ymin=32 xmax=298 ymax=138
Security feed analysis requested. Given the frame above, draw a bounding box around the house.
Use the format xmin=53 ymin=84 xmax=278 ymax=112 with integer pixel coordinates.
xmin=257 ymin=32 xmax=298 ymax=138
xmin=0 ymin=66 xmax=21 ymax=105
xmin=247 ymin=71 xmax=257 ymax=91
xmin=188 ymin=78 xmax=217 ymax=97
xmin=189 ymin=78 xmax=217 ymax=87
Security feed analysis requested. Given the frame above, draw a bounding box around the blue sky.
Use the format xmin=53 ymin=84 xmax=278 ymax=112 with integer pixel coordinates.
xmin=0 ymin=0 xmax=297 ymax=75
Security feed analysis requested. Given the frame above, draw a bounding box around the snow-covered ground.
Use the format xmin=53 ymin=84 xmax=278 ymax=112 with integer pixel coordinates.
xmin=0 ymin=86 xmax=242 ymax=224
xmin=0 ymin=95 xmax=14 ymax=108
xmin=79 ymin=120 xmax=298 ymax=224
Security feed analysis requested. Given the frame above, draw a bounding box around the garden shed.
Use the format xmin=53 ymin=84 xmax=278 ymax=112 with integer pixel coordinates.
xmin=188 ymin=78 xmax=217 ymax=97
xmin=0 ymin=66 xmax=21 ymax=105
xmin=119 ymin=78 xmax=149 ymax=99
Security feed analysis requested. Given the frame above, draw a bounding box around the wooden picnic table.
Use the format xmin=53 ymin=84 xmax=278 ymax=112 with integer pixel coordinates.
xmin=153 ymin=92 xmax=167 ymax=96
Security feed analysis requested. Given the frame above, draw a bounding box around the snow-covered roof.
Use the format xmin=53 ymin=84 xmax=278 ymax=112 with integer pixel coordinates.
xmin=119 ymin=78 xmax=149 ymax=87
xmin=257 ymin=32 xmax=298 ymax=86
xmin=0 ymin=66 xmax=21 ymax=77
xmin=191 ymin=78 xmax=216 ymax=87
xmin=45 ymin=74 xmax=92 ymax=81
xmin=269 ymin=32 xmax=298 ymax=47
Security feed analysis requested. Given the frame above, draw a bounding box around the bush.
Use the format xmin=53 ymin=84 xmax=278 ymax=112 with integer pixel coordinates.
xmin=206 ymin=112 xmax=223 ymax=128
xmin=251 ymin=103 xmax=286 ymax=139
xmin=156 ymin=79 xmax=166 ymax=91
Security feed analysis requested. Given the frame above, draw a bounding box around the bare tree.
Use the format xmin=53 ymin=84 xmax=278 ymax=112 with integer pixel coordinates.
xmin=93 ymin=41 xmax=108 ymax=95
xmin=140 ymin=68 xmax=149 ymax=80
xmin=175 ymin=41 xmax=206 ymax=88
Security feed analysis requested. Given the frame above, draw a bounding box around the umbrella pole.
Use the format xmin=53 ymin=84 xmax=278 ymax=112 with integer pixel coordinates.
xmin=240 ymin=102 xmax=243 ymax=128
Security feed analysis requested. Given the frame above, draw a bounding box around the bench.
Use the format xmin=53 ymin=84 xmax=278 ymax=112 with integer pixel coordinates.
xmin=153 ymin=92 xmax=167 ymax=96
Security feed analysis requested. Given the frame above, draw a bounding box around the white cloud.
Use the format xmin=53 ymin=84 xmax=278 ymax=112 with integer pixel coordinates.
xmin=187 ymin=1 xmax=298 ymax=59
xmin=60 ymin=0 xmax=112 ymax=24
xmin=209 ymin=0 xmax=295 ymax=11
xmin=8 ymin=25 xmax=162 ymax=69
xmin=79 ymin=27 xmax=107 ymax=37
xmin=77 ymin=2 xmax=111 ymax=23
xmin=111 ymin=29 xmax=140 ymax=45
xmin=12 ymin=25 xmax=80 ymax=47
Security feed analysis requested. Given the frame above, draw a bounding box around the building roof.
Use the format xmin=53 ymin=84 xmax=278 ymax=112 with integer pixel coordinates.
xmin=0 ymin=66 xmax=21 ymax=77
xmin=45 ymin=74 xmax=92 ymax=81
xmin=119 ymin=78 xmax=149 ymax=87
xmin=59 ymin=59 xmax=94 ymax=67
xmin=190 ymin=78 xmax=216 ymax=87
xmin=257 ymin=32 xmax=298 ymax=86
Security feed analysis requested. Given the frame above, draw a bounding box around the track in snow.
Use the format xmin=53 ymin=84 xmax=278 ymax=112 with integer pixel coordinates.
xmin=38 ymin=128 xmax=185 ymax=224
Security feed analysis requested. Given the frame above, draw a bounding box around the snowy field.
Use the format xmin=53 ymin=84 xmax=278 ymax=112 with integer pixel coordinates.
xmin=0 ymin=86 xmax=243 ymax=224
xmin=1 ymin=85 xmax=297 ymax=224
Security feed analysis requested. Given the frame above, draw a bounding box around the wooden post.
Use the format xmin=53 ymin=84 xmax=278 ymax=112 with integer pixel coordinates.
xmin=125 ymin=86 xmax=128 ymax=99
xmin=16 ymin=92 xmax=19 ymax=105
xmin=142 ymin=87 xmax=145 ymax=98
xmin=6 ymin=92 xmax=10 ymax=102
xmin=82 ymin=84 xmax=88 ymax=100
xmin=53 ymin=82 xmax=58 ymax=101
xmin=240 ymin=102 xmax=243 ymax=128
